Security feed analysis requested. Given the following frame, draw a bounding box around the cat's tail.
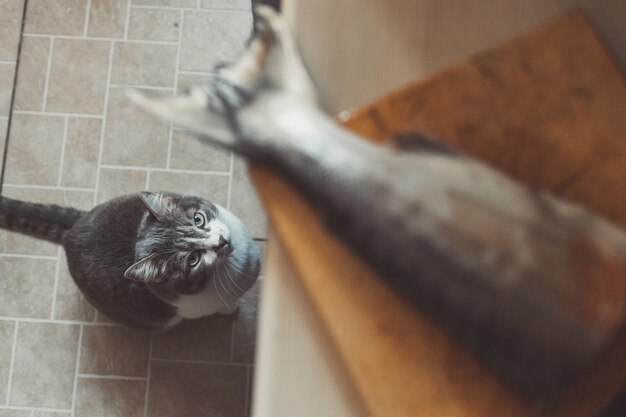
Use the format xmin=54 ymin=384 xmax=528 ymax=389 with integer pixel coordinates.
xmin=0 ymin=196 xmax=87 ymax=244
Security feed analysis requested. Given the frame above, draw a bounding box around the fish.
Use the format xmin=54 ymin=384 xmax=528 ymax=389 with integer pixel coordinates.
xmin=126 ymin=6 xmax=626 ymax=400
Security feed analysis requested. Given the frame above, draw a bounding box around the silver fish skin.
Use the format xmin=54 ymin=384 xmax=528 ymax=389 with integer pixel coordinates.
xmin=127 ymin=6 xmax=626 ymax=400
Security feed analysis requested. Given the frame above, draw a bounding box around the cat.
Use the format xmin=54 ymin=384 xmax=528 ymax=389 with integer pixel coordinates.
xmin=0 ymin=191 xmax=260 ymax=331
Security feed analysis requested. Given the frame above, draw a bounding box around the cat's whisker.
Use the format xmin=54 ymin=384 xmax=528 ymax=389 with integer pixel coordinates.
xmin=225 ymin=259 xmax=260 ymax=281
xmin=213 ymin=274 xmax=232 ymax=314
xmin=222 ymin=264 xmax=248 ymax=296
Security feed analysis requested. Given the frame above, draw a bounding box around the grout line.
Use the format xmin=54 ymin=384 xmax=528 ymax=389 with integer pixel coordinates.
xmin=165 ymin=126 xmax=173 ymax=169
xmin=109 ymin=83 xmax=175 ymax=91
xmin=0 ymin=317 xmax=119 ymax=326
xmin=101 ymin=164 xmax=230 ymax=176
xmin=0 ymin=405 xmax=73 ymax=413
xmin=12 ymin=110 xmax=103 ymax=118
xmin=131 ymin=5 xmax=200 ymax=11
xmin=197 ymin=0 xmax=201 ymax=9
xmin=229 ymin=313 xmax=236 ymax=362
xmin=0 ymin=253 xmax=58 ymax=260
xmin=57 ymin=116 xmax=69 ymax=186
xmin=78 ymin=373 xmax=148 ymax=381
xmin=2 ymin=183 xmax=95 ymax=192
xmin=41 ymin=37 xmax=54 ymax=112
xmin=0 ymin=0 xmax=28 ymax=190
xmin=5 ymin=321 xmax=18 ymax=406
xmin=142 ymin=336 xmax=154 ymax=417
xmin=93 ymin=41 xmax=115 ymax=206
xmin=83 ymin=0 xmax=92 ymax=37
xmin=0 ymin=60 xmax=16 ymax=65
xmin=24 ymin=33 xmax=179 ymax=45
xmin=164 ymin=8 xmax=184 ymax=169
xmin=50 ymin=247 xmax=62 ymax=320
xmin=151 ymin=358 xmax=249 ymax=367
xmin=177 ymin=69 xmax=215 ymax=76
xmin=226 ymin=152 xmax=234 ymax=209
xmin=244 ymin=364 xmax=252 ymax=417
xmin=70 ymin=325 xmax=84 ymax=417
xmin=123 ymin=0 xmax=132 ymax=40
xmin=145 ymin=170 xmax=150 ymax=190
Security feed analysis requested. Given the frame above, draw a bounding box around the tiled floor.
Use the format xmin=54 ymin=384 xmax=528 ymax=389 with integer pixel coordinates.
xmin=0 ymin=1 xmax=265 ymax=416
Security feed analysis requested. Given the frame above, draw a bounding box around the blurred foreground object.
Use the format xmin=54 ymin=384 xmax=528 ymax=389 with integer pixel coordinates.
xmin=128 ymin=7 xmax=626 ymax=416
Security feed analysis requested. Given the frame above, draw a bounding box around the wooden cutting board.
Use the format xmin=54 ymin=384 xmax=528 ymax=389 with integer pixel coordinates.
xmin=249 ymin=11 xmax=626 ymax=417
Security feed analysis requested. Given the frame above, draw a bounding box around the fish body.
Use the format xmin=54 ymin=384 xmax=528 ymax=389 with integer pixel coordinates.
xmin=127 ymin=6 xmax=626 ymax=399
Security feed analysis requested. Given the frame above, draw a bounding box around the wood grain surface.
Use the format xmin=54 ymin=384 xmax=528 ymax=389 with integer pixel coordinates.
xmin=249 ymin=12 xmax=626 ymax=417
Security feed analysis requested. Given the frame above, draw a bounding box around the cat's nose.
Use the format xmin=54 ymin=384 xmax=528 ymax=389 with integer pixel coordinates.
xmin=216 ymin=235 xmax=229 ymax=252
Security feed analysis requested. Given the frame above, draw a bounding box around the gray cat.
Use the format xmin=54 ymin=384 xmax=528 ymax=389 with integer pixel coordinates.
xmin=0 ymin=191 xmax=260 ymax=331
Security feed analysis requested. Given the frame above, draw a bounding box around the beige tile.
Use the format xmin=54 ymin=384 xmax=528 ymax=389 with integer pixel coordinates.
xmin=61 ymin=117 xmax=102 ymax=188
xmin=128 ymin=8 xmax=181 ymax=42
xmin=88 ymin=0 xmax=129 ymax=38
xmin=13 ymin=36 xmax=50 ymax=111
xmin=147 ymin=361 xmax=248 ymax=417
xmin=102 ymin=88 xmax=170 ymax=167
xmin=176 ymin=72 xmax=211 ymax=90
xmin=148 ymin=171 xmax=229 ymax=207
xmin=0 ymin=257 xmax=56 ymax=318
xmin=46 ymin=39 xmax=111 ymax=114
xmin=0 ymin=410 xmax=31 ymax=417
xmin=75 ymin=378 xmax=145 ymax=417
xmin=229 ymin=158 xmax=267 ymax=238
xmin=3 ymin=113 xmax=65 ymax=186
xmin=0 ymin=0 xmax=25 ymax=61
xmin=10 ymin=322 xmax=80 ymax=408
xmin=33 ymin=413 xmax=71 ymax=417
xmin=111 ymin=42 xmax=177 ymax=87
xmin=54 ymin=251 xmax=96 ymax=321
xmin=0 ymin=63 xmax=15 ymax=116
xmin=24 ymin=0 xmax=87 ymax=36
xmin=152 ymin=315 xmax=233 ymax=362
xmin=80 ymin=326 xmax=150 ymax=377
xmin=133 ymin=0 xmax=197 ymax=7
xmin=232 ymin=282 xmax=259 ymax=364
xmin=180 ymin=10 xmax=252 ymax=71
xmin=0 ymin=321 xmax=16 ymax=404
xmin=170 ymin=130 xmax=231 ymax=172
xmin=201 ymin=0 xmax=251 ymax=10
xmin=0 ymin=186 xmax=92 ymax=256
xmin=96 ymin=168 xmax=147 ymax=203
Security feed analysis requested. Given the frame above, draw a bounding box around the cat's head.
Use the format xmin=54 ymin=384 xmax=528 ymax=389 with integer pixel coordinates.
xmin=124 ymin=191 xmax=231 ymax=294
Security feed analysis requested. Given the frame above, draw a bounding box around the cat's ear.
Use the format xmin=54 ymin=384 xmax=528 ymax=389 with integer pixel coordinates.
xmin=140 ymin=192 xmax=176 ymax=221
xmin=124 ymin=253 xmax=166 ymax=282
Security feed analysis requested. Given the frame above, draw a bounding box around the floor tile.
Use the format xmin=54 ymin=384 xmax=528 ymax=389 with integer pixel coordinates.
xmin=80 ymin=326 xmax=151 ymax=377
xmin=133 ymin=0 xmax=198 ymax=7
xmin=246 ymin=366 xmax=254 ymax=417
xmin=33 ymin=412 xmax=72 ymax=417
xmin=0 ymin=410 xmax=31 ymax=417
xmin=232 ymin=282 xmax=259 ymax=364
xmin=61 ymin=117 xmax=102 ymax=188
xmin=128 ymin=8 xmax=181 ymax=42
xmin=46 ymin=39 xmax=111 ymax=114
xmin=88 ymin=0 xmax=129 ymax=39
xmin=0 ymin=257 xmax=56 ymax=318
xmin=75 ymin=378 xmax=145 ymax=417
xmin=24 ymin=0 xmax=87 ymax=36
xmin=0 ymin=63 xmax=15 ymax=116
xmin=200 ymin=0 xmax=251 ymax=11
xmin=10 ymin=322 xmax=80 ymax=408
xmin=54 ymin=251 xmax=96 ymax=322
xmin=148 ymin=171 xmax=229 ymax=207
xmin=0 ymin=321 xmax=16 ymax=404
xmin=229 ymin=158 xmax=267 ymax=239
xmin=0 ymin=0 xmax=25 ymax=61
xmin=0 ymin=118 xmax=7 ymax=177
xmin=102 ymin=88 xmax=170 ymax=167
xmin=152 ymin=315 xmax=233 ymax=362
xmin=169 ymin=129 xmax=231 ymax=172
xmin=3 ymin=113 xmax=64 ymax=186
xmin=96 ymin=167 xmax=147 ymax=203
xmin=180 ymin=10 xmax=252 ymax=72
xmin=13 ymin=36 xmax=50 ymax=111
xmin=111 ymin=42 xmax=177 ymax=87
xmin=147 ymin=361 xmax=248 ymax=417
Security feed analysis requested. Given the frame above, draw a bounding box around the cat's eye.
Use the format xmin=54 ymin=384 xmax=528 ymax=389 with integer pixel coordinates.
xmin=193 ymin=212 xmax=206 ymax=228
xmin=188 ymin=251 xmax=201 ymax=267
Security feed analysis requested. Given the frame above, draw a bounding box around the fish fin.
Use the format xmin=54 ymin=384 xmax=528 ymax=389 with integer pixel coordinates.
xmin=388 ymin=132 xmax=461 ymax=156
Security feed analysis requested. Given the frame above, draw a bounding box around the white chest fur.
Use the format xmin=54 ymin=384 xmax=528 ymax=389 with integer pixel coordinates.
xmin=172 ymin=280 xmax=234 ymax=319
